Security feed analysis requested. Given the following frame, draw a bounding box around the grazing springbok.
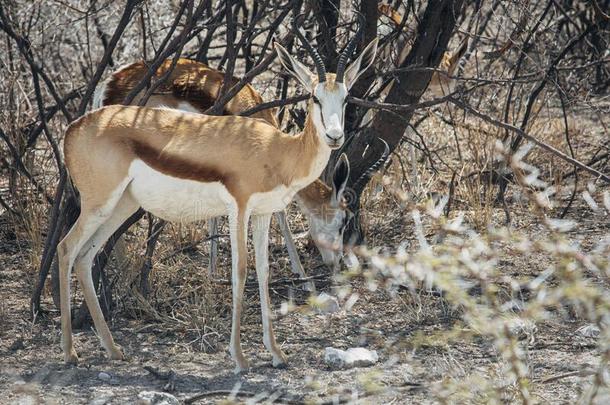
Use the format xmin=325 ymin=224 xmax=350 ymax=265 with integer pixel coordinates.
xmin=93 ymin=58 xmax=353 ymax=278
xmin=58 ymin=25 xmax=378 ymax=371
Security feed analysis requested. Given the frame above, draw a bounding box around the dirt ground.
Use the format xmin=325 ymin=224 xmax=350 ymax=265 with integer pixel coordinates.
xmin=0 ymin=194 xmax=607 ymax=404
xmin=1 ymin=0 xmax=609 ymax=401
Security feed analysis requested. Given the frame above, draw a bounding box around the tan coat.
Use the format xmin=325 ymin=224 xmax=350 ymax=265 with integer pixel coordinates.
xmin=65 ymin=104 xmax=324 ymax=210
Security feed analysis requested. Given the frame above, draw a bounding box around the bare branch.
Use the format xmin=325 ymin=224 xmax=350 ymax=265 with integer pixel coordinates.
xmin=448 ymin=96 xmax=610 ymax=183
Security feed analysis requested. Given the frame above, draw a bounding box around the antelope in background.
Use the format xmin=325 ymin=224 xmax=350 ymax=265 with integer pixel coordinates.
xmin=373 ymin=2 xmax=467 ymax=192
xmin=93 ymin=58 xmax=352 ymax=282
xmin=378 ymin=2 xmax=467 ymax=96
xmin=58 ymin=19 xmax=378 ymax=372
xmin=359 ymin=2 xmax=467 ymax=132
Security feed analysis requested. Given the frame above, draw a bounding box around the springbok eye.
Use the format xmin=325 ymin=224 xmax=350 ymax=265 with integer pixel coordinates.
xmin=312 ymin=96 xmax=320 ymax=104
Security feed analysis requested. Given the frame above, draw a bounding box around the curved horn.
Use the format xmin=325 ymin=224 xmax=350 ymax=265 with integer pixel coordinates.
xmin=336 ymin=14 xmax=364 ymax=83
xmin=352 ymin=138 xmax=390 ymax=192
xmin=293 ymin=14 xmax=327 ymax=83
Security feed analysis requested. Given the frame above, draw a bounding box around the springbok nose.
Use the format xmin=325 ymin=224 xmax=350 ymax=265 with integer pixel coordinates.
xmin=326 ymin=128 xmax=343 ymax=141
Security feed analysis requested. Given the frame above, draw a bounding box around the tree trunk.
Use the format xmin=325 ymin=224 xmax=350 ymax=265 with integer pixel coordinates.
xmin=313 ymin=0 xmax=341 ymax=70
xmin=323 ymin=0 xmax=379 ymax=183
xmin=343 ymin=0 xmax=465 ymax=245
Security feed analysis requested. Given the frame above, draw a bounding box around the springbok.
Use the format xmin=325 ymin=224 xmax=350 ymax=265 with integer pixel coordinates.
xmin=58 ymin=25 xmax=378 ymax=371
xmin=378 ymin=2 xmax=467 ymax=96
xmin=93 ymin=58 xmax=354 ymax=278
xmin=372 ymin=3 xmax=467 ymax=193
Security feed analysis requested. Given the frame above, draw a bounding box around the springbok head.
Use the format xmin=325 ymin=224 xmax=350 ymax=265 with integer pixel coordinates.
xmin=306 ymin=154 xmax=353 ymax=272
xmin=301 ymin=139 xmax=389 ymax=272
xmin=274 ymin=17 xmax=378 ymax=149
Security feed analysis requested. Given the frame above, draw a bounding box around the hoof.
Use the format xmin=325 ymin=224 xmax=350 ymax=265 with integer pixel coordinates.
xmin=108 ymin=345 xmax=125 ymax=361
xmin=233 ymin=363 xmax=250 ymax=375
xmin=272 ymin=360 xmax=288 ymax=369
xmin=64 ymin=349 xmax=79 ymax=365
xmin=272 ymin=352 xmax=288 ymax=368
xmin=232 ymin=353 xmax=250 ymax=374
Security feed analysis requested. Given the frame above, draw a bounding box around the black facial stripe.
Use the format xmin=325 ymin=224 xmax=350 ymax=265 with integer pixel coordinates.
xmin=311 ymin=95 xmax=326 ymax=130
xmin=319 ymin=104 xmax=326 ymax=129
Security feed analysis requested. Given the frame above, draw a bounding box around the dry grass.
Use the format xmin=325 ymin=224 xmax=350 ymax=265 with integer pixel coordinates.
xmin=1 ymin=1 xmax=609 ymax=403
xmin=2 ymin=80 xmax=608 ymax=405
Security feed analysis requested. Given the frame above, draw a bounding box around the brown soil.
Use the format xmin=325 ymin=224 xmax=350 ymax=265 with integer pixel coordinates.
xmin=0 ymin=196 xmax=607 ymax=404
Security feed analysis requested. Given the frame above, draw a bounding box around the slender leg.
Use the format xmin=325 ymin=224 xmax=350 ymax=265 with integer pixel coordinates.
xmin=73 ymin=193 xmax=139 ymax=360
xmin=139 ymin=216 xmax=166 ymax=296
xmin=208 ymin=217 xmax=219 ymax=275
xmin=58 ymin=210 xmax=111 ymax=363
xmin=253 ymin=214 xmax=287 ymax=367
xmin=276 ymin=211 xmax=315 ymax=292
xmin=228 ymin=207 xmax=250 ymax=373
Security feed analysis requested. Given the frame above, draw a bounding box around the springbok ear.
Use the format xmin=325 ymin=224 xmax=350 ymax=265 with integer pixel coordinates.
xmin=331 ymin=154 xmax=350 ymax=206
xmin=275 ymin=43 xmax=315 ymax=93
xmin=343 ymin=38 xmax=379 ymax=90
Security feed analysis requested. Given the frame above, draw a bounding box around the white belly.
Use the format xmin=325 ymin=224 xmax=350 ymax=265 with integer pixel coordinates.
xmin=128 ymin=159 xmax=233 ymax=223
xmin=127 ymin=157 xmax=324 ymax=221
xmin=248 ymin=185 xmax=296 ymax=215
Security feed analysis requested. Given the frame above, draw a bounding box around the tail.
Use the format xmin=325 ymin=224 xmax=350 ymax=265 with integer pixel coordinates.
xmin=92 ymin=78 xmax=108 ymax=110
xmin=92 ymin=61 xmax=136 ymax=110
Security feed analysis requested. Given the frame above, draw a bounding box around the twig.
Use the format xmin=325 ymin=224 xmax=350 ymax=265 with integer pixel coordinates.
xmin=24 ymin=87 xmax=82 ymax=150
xmin=139 ymin=216 xmax=166 ymax=297
xmin=211 ymin=270 xmax=330 ymax=288
xmin=0 ymin=128 xmax=53 ymax=204
xmin=239 ymin=94 xmax=309 ymax=116
xmin=77 ymin=0 xmax=143 ymax=115
xmin=536 ymin=369 xmax=596 ymax=384
xmin=135 ymin=0 xmax=207 ymax=107
xmin=558 ymin=89 xmax=578 ymax=218
xmin=158 ymin=233 xmax=228 ymax=264
xmin=347 ymin=86 xmax=479 ymax=113
xmin=213 ymin=0 xmax=244 ymax=109
xmin=530 ymin=341 xmax=598 ymax=350
xmin=448 ymin=97 xmax=610 ymax=184
xmin=0 ymin=193 xmax=20 ymax=217
xmin=144 ymin=365 xmax=177 ymax=392
xmin=122 ymin=0 xmax=208 ymax=105
xmin=31 ymin=68 xmax=64 ymax=175
xmin=184 ymin=390 xmax=260 ymax=404
xmin=31 ymin=171 xmax=67 ymax=317
xmin=0 ymin=6 xmax=73 ymax=122
xmin=203 ymin=4 xmax=294 ymax=115
xmin=184 ymin=380 xmax=425 ymax=404
xmin=497 ymin=20 xmax=597 ymax=201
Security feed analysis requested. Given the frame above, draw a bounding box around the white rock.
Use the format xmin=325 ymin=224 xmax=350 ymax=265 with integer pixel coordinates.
xmin=137 ymin=391 xmax=180 ymax=405
xmin=97 ymin=372 xmax=111 ymax=382
xmin=577 ymin=324 xmax=601 ymax=338
xmin=311 ymin=293 xmax=340 ymax=314
xmin=12 ymin=396 xmax=36 ymax=405
xmin=324 ymin=347 xmax=379 ymax=369
xmin=90 ymin=396 xmax=114 ymax=405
